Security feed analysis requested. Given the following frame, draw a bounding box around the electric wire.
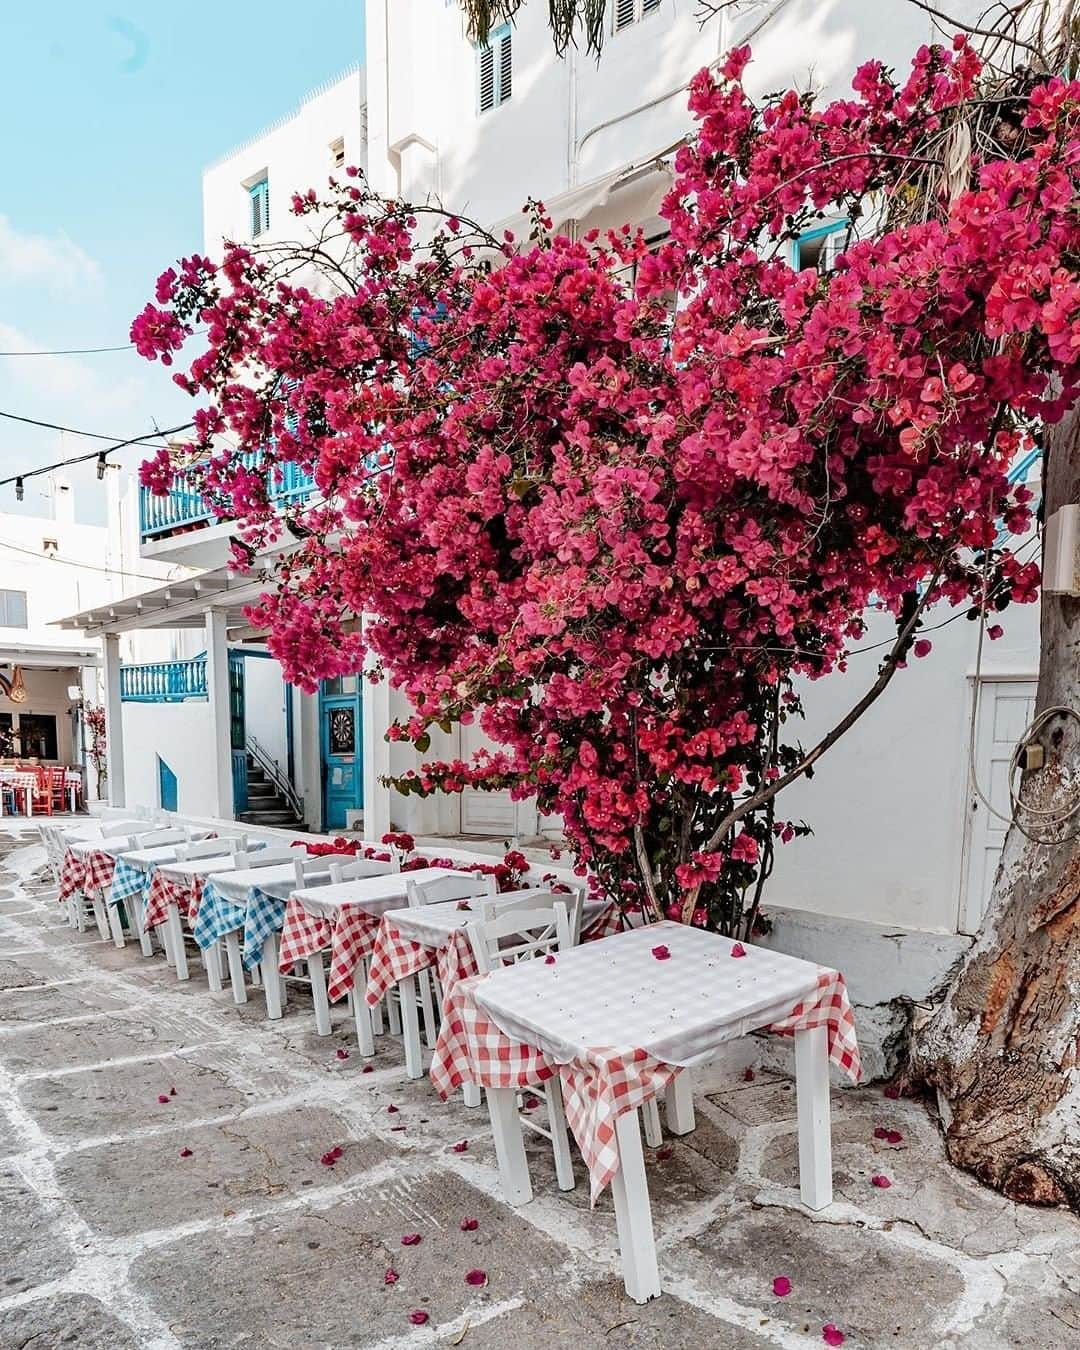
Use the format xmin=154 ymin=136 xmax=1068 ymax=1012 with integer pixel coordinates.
xmin=0 ymin=536 xmax=189 ymax=586
xmin=0 ymin=418 xmax=195 ymax=490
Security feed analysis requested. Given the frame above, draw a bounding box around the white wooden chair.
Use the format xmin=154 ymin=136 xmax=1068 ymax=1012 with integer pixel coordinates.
xmin=207 ymin=845 xmax=295 ymax=998
xmin=403 ymin=872 xmax=498 ymax=1057
xmin=106 ymin=826 xmax=190 ymax=950
xmin=465 ymin=899 xmax=578 ymax=1191
xmin=152 ymin=835 xmax=248 ymax=977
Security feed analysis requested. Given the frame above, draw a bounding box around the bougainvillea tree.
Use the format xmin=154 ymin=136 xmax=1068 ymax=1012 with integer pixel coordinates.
xmin=134 ymin=38 xmax=1077 ymax=948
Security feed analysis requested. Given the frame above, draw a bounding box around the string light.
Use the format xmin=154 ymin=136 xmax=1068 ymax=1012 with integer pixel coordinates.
xmin=96 ymin=452 xmax=108 ymax=480
xmin=15 ymin=478 xmax=24 ymax=502
xmin=0 ymin=419 xmax=194 ymax=498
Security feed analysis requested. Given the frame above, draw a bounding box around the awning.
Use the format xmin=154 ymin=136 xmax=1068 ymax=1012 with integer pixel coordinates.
xmin=495 ymin=159 xmax=674 ymax=241
xmin=0 ymin=642 xmax=100 ymax=670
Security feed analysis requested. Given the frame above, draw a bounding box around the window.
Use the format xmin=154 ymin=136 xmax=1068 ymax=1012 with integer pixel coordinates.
xmin=249 ymin=176 xmax=270 ymax=238
xmin=0 ymin=589 xmax=28 ymax=628
xmin=793 ymin=220 xmax=848 ymax=274
xmin=0 ymin=713 xmax=14 ymax=759
xmin=330 ymin=137 xmax=346 ymax=170
xmin=18 ymin=714 xmax=58 ymax=761
xmin=478 ymin=24 xmax=512 ymax=113
xmin=614 ymin=0 xmax=661 ymax=32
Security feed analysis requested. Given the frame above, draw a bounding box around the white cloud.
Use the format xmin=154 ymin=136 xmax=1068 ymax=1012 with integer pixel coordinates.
xmin=0 ymin=215 xmax=102 ymax=293
xmin=0 ymin=322 xmax=144 ymax=423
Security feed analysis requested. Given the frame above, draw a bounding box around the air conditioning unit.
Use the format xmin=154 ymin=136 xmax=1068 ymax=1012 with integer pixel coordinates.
xmin=1043 ymin=504 xmax=1080 ymax=596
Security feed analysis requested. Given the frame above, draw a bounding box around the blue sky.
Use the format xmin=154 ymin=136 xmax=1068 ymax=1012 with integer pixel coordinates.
xmin=0 ymin=1 xmax=365 ymax=523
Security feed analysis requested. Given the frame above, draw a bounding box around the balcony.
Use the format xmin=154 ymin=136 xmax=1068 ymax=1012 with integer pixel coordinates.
xmin=119 ymin=657 xmax=208 ymax=703
xmin=138 ymin=452 xmax=316 ymax=567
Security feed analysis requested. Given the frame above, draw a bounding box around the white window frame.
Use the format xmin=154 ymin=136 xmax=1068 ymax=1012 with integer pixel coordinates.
xmin=477 ymin=24 xmax=512 ymax=114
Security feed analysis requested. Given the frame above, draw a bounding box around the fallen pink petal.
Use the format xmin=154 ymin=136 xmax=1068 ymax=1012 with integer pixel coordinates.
xmin=401 ymin=1233 xmax=422 ymax=1246
xmin=178 ymin=1147 xmax=193 ymax=1158
xmin=157 ymin=1094 xmax=169 ymax=1105
xmin=387 ymin=1103 xmax=399 ymax=1114
xmin=168 ymin=1086 xmax=177 ymax=1096
xmin=772 ymin=1276 xmax=792 ymax=1297
xmin=464 ymin=1268 xmax=488 ymax=1287
xmin=452 ymin=1140 xmax=469 ymax=1153
xmin=871 ymin=1173 xmax=892 ymax=1188
xmin=408 ymin=1311 xmax=429 ymax=1325
xmin=883 ymin=1085 xmax=901 ymax=1100
xmin=460 ymin=1217 xmax=479 ymax=1232
xmin=823 ymin=1326 xmax=846 ymax=1347
xmin=384 ymin=1268 xmax=399 ymax=1285
xmin=336 ymin=1048 xmax=350 ymax=1060
xmin=651 ymin=944 xmax=671 ymax=960
xmin=362 ymin=1065 xmax=374 ymax=1074
xmin=730 ymin=942 xmax=747 ymax=958
xmin=655 ymin=1146 xmax=674 ymax=1161
xmin=544 ymin=954 xmax=556 ymax=964
xmin=522 ymin=1094 xmax=541 ymax=1111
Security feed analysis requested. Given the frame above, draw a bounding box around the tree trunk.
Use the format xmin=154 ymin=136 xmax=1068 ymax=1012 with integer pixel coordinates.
xmin=912 ymin=410 xmax=1080 ymax=1208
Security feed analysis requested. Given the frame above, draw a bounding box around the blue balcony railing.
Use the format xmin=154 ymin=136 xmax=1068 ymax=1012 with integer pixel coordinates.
xmin=120 ymin=657 xmax=208 ymax=703
xmin=139 ymin=450 xmax=316 ymax=543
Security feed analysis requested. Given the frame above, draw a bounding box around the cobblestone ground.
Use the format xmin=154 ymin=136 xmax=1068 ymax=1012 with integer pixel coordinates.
xmin=1 ymin=824 xmax=1077 ymax=1349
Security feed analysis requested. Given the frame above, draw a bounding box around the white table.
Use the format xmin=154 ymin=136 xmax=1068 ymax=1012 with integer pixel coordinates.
xmin=148 ymin=848 xmax=271 ymax=979
xmin=471 ymin=922 xmax=844 ymax=1303
xmin=293 ymin=867 xmax=456 ymax=922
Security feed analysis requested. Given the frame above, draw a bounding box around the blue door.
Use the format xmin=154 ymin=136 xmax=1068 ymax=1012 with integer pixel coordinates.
xmin=319 ymin=675 xmax=363 ymax=830
xmin=157 ymin=756 xmax=178 ymax=812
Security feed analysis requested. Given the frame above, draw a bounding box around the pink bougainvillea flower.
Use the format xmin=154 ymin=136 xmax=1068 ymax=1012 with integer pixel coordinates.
xmin=871 ymin=1173 xmax=892 ymax=1188
xmin=464 ymin=1269 xmax=488 ymax=1287
xmin=157 ymin=1094 xmax=170 ymax=1105
xmin=384 ymin=1267 xmax=400 ymax=1285
xmin=401 ymin=1233 xmax=423 ymax=1246
xmin=544 ymin=954 xmax=556 ymax=965
xmin=822 ymin=1325 xmax=845 ymax=1346
xmin=408 ymin=1310 xmax=430 ymax=1325
xmin=179 ymin=1147 xmax=193 ymax=1158
xmin=460 ymin=1217 xmax=479 ymax=1231
xmin=772 ymin=1276 xmax=792 ymax=1297
xmin=655 ymin=1146 xmax=674 ymax=1161
xmin=742 ymin=1067 xmax=756 ymax=1082
xmin=452 ymin=1140 xmax=469 ymax=1153
xmin=987 ymin=624 xmax=1004 ymax=640
xmin=652 ymin=945 xmax=671 ymax=960
xmin=336 ymin=1048 xmax=350 ymax=1061
xmin=730 ymin=942 xmax=747 ymax=958
xmin=913 ymin=638 xmax=932 ymax=658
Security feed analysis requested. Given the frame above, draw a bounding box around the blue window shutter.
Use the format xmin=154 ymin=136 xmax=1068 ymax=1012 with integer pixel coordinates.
xmin=478 ymin=24 xmax=511 ymax=113
xmin=249 ymin=178 xmax=269 ymax=238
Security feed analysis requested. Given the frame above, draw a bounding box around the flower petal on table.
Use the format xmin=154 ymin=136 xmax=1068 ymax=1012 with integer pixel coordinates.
xmin=730 ymin=942 xmax=747 ymax=958
xmin=651 ymin=945 xmax=671 ymax=960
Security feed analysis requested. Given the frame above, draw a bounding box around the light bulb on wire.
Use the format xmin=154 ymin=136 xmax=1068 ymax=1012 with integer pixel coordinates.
xmin=15 ymin=478 xmax=24 ymax=502
xmin=96 ymin=452 xmax=107 ymax=480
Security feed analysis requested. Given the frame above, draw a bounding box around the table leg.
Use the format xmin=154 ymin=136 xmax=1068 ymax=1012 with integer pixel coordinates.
xmin=308 ymin=952 xmax=332 ymax=1036
xmin=610 ymin=1108 xmax=662 ymax=1304
xmin=349 ymin=988 xmax=375 ymax=1057
xmin=369 ymin=965 xmax=385 ymax=1035
xmin=205 ymin=939 xmax=224 ymax=993
xmin=664 ymin=1071 xmax=696 ymax=1135
xmin=545 ymin=1077 xmax=575 ymax=1191
xmin=487 ymin=1086 xmax=532 ymax=1206
xmin=168 ymin=907 xmax=189 ymax=981
xmin=107 ymin=902 xmax=126 ymax=949
xmin=418 ymin=969 xmax=439 ymax=1050
xmin=386 ymin=990 xmax=402 ymax=1036
xmin=136 ymin=898 xmax=155 ymax=958
xmin=399 ymin=974 xmax=424 ymax=1079
xmin=262 ymin=933 xmax=283 ymax=1019
xmin=463 ymin=1081 xmax=481 ymax=1109
xmin=224 ymin=930 xmax=247 ymax=1004
xmin=795 ymin=1025 xmax=832 ymax=1210
xmin=91 ymin=895 xmax=110 ymax=942
xmin=642 ymin=1099 xmax=663 ymax=1148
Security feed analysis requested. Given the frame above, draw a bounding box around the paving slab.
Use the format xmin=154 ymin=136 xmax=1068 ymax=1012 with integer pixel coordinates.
xmin=0 ymin=980 xmax=134 ymax=1024
xmin=0 ymin=1008 xmax=204 ymax=1075
xmin=0 ymin=1294 xmax=141 ymax=1349
xmin=60 ymin=1105 xmax=390 ymax=1236
xmin=19 ymin=1052 xmax=249 ymax=1142
xmin=679 ymin=1204 xmax=965 ymax=1346
xmin=0 ymin=952 xmax=74 ymax=989
xmin=132 ymin=1173 xmax=573 ymax=1347
xmin=0 ymin=1168 xmax=75 ymax=1293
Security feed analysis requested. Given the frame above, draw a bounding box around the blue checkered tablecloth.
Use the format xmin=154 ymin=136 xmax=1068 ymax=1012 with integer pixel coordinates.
xmin=109 ymin=857 xmax=150 ymax=914
xmin=193 ymin=882 xmax=287 ymax=971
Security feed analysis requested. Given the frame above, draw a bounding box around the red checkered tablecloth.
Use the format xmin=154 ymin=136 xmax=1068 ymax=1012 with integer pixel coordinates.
xmin=431 ymin=962 xmax=861 ymax=1204
xmin=58 ymin=847 xmax=86 ymax=903
xmin=277 ymin=897 xmax=385 ymax=1003
xmin=83 ymin=849 xmax=117 ymax=896
xmin=364 ymin=916 xmax=481 ymax=1011
xmin=144 ymin=871 xmax=205 ymax=930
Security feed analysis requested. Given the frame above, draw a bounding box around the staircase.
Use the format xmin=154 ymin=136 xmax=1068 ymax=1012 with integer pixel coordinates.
xmin=239 ymin=755 xmax=305 ymax=830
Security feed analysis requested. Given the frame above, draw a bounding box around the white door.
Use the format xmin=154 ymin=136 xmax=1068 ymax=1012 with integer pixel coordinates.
xmin=459 ymin=721 xmax=518 ymax=837
xmin=961 ymin=677 xmax=1037 ymax=933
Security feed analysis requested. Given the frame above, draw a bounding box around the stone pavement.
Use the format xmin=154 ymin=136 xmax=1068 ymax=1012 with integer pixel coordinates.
xmin=0 ymin=825 xmax=1077 ymax=1350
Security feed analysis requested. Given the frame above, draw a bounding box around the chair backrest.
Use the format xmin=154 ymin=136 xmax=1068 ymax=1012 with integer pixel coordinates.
xmin=234 ymin=845 xmax=295 ymax=870
xmin=131 ymin=827 xmax=188 ymax=851
xmin=292 ymin=854 xmax=334 ymax=887
xmin=179 ymin=836 xmax=243 ymax=862
xmin=466 ymin=900 xmax=571 ymax=973
xmin=327 ymin=856 xmax=398 ymax=884
xmin=406 ymin=872 xmax=497 ymax=909
xmin=479 ymin=884 xmax=586 ymax=944
xmin=101 ymin=818 xmax=141 ymax=838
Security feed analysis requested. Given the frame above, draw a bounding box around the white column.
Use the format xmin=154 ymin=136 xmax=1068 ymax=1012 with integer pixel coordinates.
xmin=362 ymin=616 xmax=392 ymax=840
xmin=204 ymin=608 xmax=234 ymax=819
xmin=102 ymin=634 xmax=126 ymax=807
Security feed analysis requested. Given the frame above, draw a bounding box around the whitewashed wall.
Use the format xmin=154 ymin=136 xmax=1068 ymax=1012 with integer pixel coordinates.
xmin=243 ymin=655 xmax=289 ymax=777
xmin=121 ymin=699 xmax=216 ymax=814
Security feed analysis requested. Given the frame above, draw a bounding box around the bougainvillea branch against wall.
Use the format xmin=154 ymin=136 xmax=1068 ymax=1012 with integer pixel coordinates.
xmin=134 ymin=41 xmax=1080 ymax=934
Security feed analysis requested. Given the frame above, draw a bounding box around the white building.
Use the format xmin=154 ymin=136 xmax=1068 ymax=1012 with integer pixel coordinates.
xmin=56 ymin=3 xmax=1038 ymax=1070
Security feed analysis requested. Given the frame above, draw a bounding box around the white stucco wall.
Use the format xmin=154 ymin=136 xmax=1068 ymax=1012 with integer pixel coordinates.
xmin=121 ymin=699 xmax=217 ymax=814
xmin=243 ymin=653 xmax=289 ymax=777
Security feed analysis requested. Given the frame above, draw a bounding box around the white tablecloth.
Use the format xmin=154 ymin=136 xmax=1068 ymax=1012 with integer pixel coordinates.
xmin=384 ymin=893 xmax=609 ymax=951
xmin=212 ymin=862 xmax=332 ymax=905
xmin=293 ymin=868 xmax=465 ymax=921
xmin=119 ymin=836 xmax=215 ymax=870
xmin=473 ymin=921 xmax=826 ymax=1069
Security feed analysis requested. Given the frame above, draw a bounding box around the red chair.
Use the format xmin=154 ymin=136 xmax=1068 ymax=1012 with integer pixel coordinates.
xmin=47 ymin=766 xmax=68 ymax=814
xmin=30 ymin=767 xmax=52 ymax=816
